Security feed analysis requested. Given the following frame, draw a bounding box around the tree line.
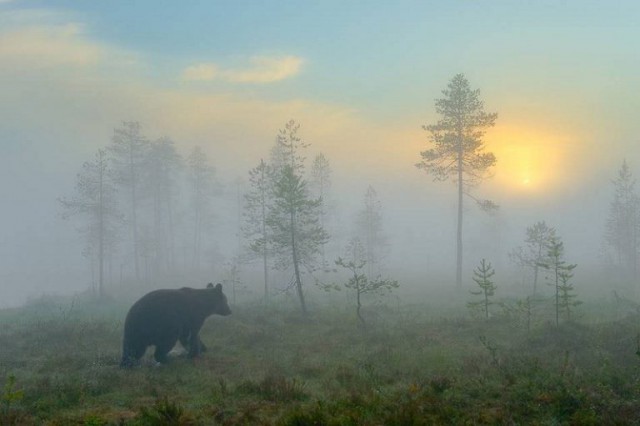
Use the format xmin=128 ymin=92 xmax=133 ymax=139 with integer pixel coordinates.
xmin=59 ymin=74 xmax=640 ymax=316
xmin=58 ymin=119 xmax=390 ymax=315
xmin=59 ymin=123 xmax=222 ymax=297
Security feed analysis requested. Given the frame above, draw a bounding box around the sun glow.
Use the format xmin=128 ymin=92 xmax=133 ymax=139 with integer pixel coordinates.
xmin=486 ymin=124 xmax=565 ymax=193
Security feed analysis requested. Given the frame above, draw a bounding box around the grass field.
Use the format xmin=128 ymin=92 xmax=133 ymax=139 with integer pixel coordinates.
xmin=1 ymin=290 xmax=640 ymax=425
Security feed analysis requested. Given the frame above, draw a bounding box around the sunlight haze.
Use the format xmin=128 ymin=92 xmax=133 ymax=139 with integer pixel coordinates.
xmin=1 ymin=0 xmax=639 ymax=306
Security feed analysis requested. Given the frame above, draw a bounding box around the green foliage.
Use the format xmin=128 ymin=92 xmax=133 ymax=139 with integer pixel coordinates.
xmin=509 ymin=221 xmax=557 ymax=294
xmin=557 ymin=269 xmax=582 ymax=321
xmin=268 ymin=165 xmax=328 ymax=270
xmin=467 ymin=259 xmax=497 ymax=319
xmin=1 ymin=374 xmax=24 ymax=424
xmin=136 ymin=396 xmax=193 ymax=426
xmin=538 ymin=237 xmax=579 ymax=326
xmin=500 ymin=294 xmax=552 ymax=334
xmin=268 ymin=163 xmax=329 ymax=314
xmin=238 ymin=375 xmax=307 ymax=402
xmin=2 ymin=297 xmax=640 ymax=424
xmin=243 ymin=158 xmax=273 ymax=298
xmin=335 ymin=242 xmax=399 ymax=326
xmin=416 ymin=74 xmax=498 ymax=186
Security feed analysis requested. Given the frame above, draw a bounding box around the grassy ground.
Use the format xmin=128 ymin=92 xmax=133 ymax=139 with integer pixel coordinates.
xmin=1 ymin=292 xmax=640 ymax=425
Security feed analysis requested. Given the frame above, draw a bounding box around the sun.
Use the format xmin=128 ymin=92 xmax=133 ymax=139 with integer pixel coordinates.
xmin=485 ymin=124 xmax=564 ymax=193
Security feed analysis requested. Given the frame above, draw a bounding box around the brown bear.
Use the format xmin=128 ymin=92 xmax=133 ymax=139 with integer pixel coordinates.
xmin=120 ymin=283 xmax=231 ymax=368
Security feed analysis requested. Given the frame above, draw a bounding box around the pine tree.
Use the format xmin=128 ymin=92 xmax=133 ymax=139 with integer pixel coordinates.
xmin=467 ymin=259 xmax=497 ymax=319
xmin=310 ymin=153 xmax=332 ymax=266
xmin=187 ymin=146 xmax=220 ymax=272
xmin=271 ymin=119 xmax=309 ymax=175
xmin=356 ymin=185 xmax=388 ymax=277
xmin=557 ymin=268 xmax=581 ymax=322
xmin=265 ymin=120 xmax=329 ymax=314
xmin=243 ymin=159 xmax=273 ymax=299
xmin=538 ymin=238 xmax=577 ymax=326
xmin=109 ymin=121 xmax=149 ymax=281
xmin=142 ymin=137 xmax=182 ymax=274
xmin=605 ymin=160 xmax=640 ymax=284
xmin=335 ymin=238 xmax=399 ymax=326
xmin=416 ymin=74 xmax=498 ymax=289
xmin=268 ymin=164 xmax=328 ymax=315
xmin=59 ymin=149 xmax=122 ymax=297
xmin=509 ymin=221 xmax=557 ymax=294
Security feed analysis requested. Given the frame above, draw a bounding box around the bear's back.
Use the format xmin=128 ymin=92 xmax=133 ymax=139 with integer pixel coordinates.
xmin=125 ymin=289 xmax=191 ymax=330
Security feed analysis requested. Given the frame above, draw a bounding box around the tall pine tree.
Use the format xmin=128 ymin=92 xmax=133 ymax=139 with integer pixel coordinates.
xmin=416 ymin=74 xmax=497 ymax=288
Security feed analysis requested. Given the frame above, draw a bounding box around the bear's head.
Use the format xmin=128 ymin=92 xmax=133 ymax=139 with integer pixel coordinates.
xmin=205 ymin=283 xmax=232 ymax=316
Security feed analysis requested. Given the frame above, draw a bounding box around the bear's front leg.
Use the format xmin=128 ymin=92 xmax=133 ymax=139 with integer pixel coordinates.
xmin=188 ymin=330 xmax=202 ymax=358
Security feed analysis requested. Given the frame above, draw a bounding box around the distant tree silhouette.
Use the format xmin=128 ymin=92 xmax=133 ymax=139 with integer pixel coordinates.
xmin=509 ymin=221 xmax=557 ymax=294
xmin=109 ymin=121 xmax=149 ymax=281
xmin=243 ymin=158 xmax=273 ymax=299
xmin=355 ymin=185 xmax=388 ymax=277
xmin=187 ymin=146 xmax=220 ymax=272
xmin=605 ymin=160 xmax=640 ymax=285
xmin=59 ymin=149 xmax=122 ymax=297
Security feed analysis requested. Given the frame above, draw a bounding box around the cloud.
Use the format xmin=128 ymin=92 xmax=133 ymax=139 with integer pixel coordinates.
xmin=182 ymin=55 xmax=303 ymax=84
xmin=182 ymin=63 xmax=218 ymax=81
xmin=0 ymin=23 xmax=102 ymax=68
xmin=0 ymin=7 xmax=140 ymax=76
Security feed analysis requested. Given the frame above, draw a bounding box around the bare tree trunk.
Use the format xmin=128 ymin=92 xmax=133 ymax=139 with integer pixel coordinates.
xmin=193 ymin=209 xmax=200 ymax=270
xmin=356 ymin=283 xmax=365 ymax=326
xmin=262 ymin=196 xmax=269 ymax=300
xmin=484 ymin=290 xmax=489 ymax=319
xmin=290 ymin=210 xmax=307 ymax=315
xmin=98 ymin=175 xmax=105 ymax=298
xmin=129 ymin=151 xmax=140 ymax=282
xmin=555 ymin=267 xmax=559 ymax=327
xmin=97 ymin=151 xmax=106 ymax=298
xmin=167 ymin=196 xmax=176 ymax=270
xmin=456 ymin=147 xmax=464 ymax=289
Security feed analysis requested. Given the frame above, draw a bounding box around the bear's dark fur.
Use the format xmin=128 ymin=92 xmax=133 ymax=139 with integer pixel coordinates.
xmin=120 ymin=283 xmax=231 ymax=368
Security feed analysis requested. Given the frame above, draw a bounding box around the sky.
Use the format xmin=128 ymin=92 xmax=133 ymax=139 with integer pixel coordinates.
xmin=1 ymin=1 xmax=639 ymax=306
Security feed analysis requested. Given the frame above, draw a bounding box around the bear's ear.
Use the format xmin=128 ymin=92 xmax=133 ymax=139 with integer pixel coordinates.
xmin=215 ymin=283 xmax=223 ymax=292
xmin=206 ymin=283 xmax=214 ymax=289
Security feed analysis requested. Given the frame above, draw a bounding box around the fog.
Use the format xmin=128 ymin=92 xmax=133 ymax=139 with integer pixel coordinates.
xmin=0 ymin=122 xmax=621 ymax=307
xmin=1 ymin=1 xmax=638 ymax=309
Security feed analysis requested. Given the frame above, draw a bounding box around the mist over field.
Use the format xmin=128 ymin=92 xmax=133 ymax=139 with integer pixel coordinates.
xmin=1 ymin=0 xmax=636 ymax=307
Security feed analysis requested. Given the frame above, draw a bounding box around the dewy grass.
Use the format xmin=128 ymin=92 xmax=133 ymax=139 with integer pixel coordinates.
xmin=1 ymin=296 xmax=640 ymax=424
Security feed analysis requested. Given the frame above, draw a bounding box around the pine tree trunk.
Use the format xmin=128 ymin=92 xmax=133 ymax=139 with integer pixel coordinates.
xmin=484 ymin=291 xmax=489 ymax=319
xmin=98 ymin=160 xmax=105 ymax=299
xmin=555 ymin=266 xmax=559 ymax=327
xmin=356 ymin=286 xmax=365 ymax=326
xmin=290 ymin=210 xmax=307 ymax=315
xmin=533 ymin=244 xmax=542 ymax=294
xmin=261 ymin=180 xmax=269 ymax=299
xmin=456 ymin=147 xmax=464 ymax=289
xmin=130 ymin=150 xmax=140 ymax=282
